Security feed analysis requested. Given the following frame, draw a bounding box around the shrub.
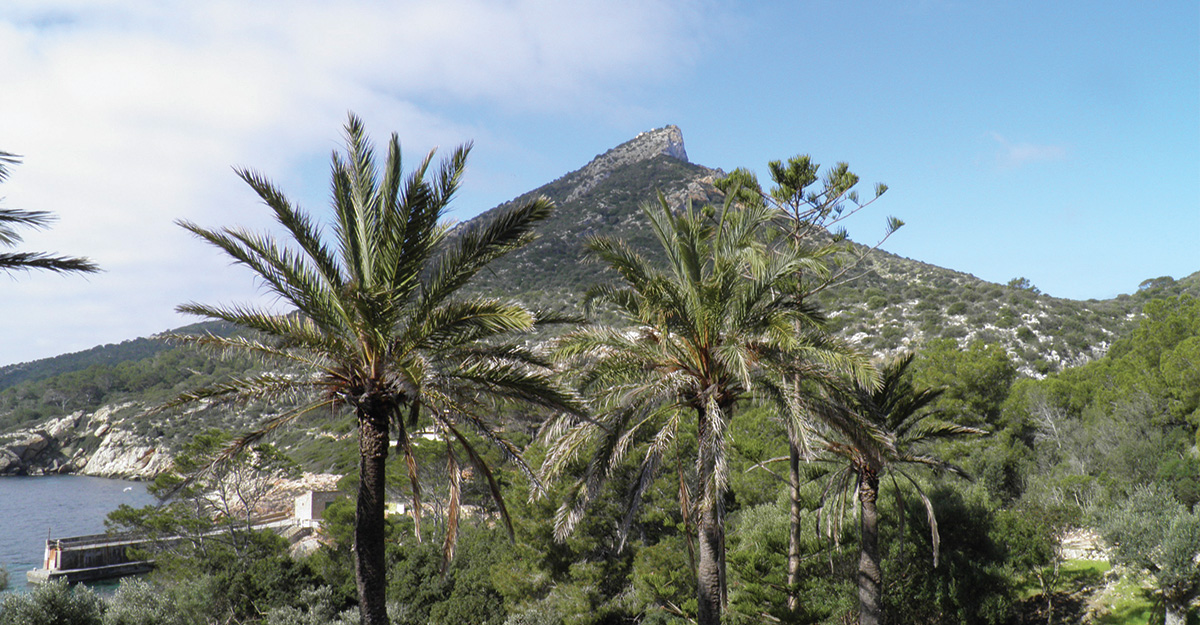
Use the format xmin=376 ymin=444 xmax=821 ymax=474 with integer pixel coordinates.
xmin=263 ymin=586 xmax=360 ymax=625
xmin=0 ymin=580 xmax=105 ymax=625
xmin=882 ymin=487 xmax=1015 ymax=625
xmin=942 ymin=325 xmax=968 ymax=339
xmin=102 ymin=579 xmax=186 ymax=625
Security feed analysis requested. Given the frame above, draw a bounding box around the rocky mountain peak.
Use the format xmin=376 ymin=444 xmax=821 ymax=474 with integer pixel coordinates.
xmin=608 ymin=125 xmax=688 ymax=165
xmin=564 ymin=125 xmax=689 ymax=202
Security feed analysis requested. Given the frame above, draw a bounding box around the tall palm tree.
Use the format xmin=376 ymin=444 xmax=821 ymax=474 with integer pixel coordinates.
xmin=717 ymin=156 xmax=896 ymax=615
xmin=0 ymin=151 xmax=99 ymax=275
xmin=820 ymin=354 xmax=984 ymax=625
xmin=541 ymin=195 xmax=838 ymax=625
xmin=174 ymin=114 xmax=581 ymax=625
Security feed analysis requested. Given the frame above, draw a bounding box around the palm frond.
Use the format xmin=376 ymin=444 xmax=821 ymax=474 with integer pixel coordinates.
xmin=895 ymin=469 xmax=941 ymax=567
xmin=0 ymin=252 xmax=100 ymax=273
xmin=161 ymin=398 xmax=335 ymax=498
xmin=159 ymin=373 xmax=326 ymax=411
xmin=616 ymin=410 xmax=680 ymax=552
xmin=421 ymin=196 xmax=552 ymax=310
xmin=175 ymin=303 xmax=344 ymax=356
xmin=234 ymin=168 xmax=343 ymax=286
xmin=443 ymin=421 xmax=517 ymax=541
xmin=441 ymin=432 xmax=462 ymax=567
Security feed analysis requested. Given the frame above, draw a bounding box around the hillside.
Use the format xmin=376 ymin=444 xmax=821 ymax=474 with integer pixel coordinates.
xmin=1 ymin=125 xmax=1197 ymax=477
xmin=465 ymin=125 xmax=1200 ymax=376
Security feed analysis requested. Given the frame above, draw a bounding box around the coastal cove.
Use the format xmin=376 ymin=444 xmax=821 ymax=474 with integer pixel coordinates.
xmin=0 ymin=475 xmax=155 ymax=593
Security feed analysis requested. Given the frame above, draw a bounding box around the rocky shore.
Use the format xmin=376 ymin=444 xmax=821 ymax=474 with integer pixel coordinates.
xmin=0 ymin=403 xmax=171 ymax=479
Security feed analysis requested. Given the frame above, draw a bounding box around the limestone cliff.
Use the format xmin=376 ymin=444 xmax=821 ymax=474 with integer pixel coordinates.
xmin=0 ymin=403 xmax=171 ymax=479
xmin=563 ymin=125 xmax=690 ymax=202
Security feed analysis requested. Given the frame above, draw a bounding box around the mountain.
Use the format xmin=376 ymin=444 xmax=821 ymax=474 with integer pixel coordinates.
xmin=1 ymin=125 xmax=1197 ymax=477
xmin=462 ymin=125 xmax=725 ymax=309
xmin=463 ymin=125 xmax=1200 ymax=376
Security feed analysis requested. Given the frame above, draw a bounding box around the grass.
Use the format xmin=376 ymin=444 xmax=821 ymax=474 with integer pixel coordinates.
xmin=1090 ymin=567 xmax=1156 ymax=625
xmin=1016 ymin=558 xmax=1109 ymax=601
xmin=1091 ymin=578 xmax=1154 ymax=624
xmin=1016 ymin=559 xmax=1165 ymax=625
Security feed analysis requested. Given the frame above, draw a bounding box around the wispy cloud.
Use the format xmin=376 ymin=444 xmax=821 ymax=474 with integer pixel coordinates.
xmin=0 ymin=0 xmax=715 ymax=364
xmin=989 ymin=132 xmax=1069 ymax=168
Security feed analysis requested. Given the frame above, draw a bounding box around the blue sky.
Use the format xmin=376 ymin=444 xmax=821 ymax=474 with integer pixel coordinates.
xmin=1 ymin=0 xmax=1196 ymax=365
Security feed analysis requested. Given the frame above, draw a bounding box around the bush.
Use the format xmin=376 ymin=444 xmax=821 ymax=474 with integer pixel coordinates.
xmin=882 ymin=487 xmax=1015 ymax=625
xmin=0 ymin=580 xmax=105 ymax=625
xmin=263 ymin=586 xmax=360 ymax=625
xmin=102 ymin=579 xmax=186 ymax=625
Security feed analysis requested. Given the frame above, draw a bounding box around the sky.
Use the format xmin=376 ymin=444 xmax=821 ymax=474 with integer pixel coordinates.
xmin=0 ymin=0 xmax=1196 ymax=366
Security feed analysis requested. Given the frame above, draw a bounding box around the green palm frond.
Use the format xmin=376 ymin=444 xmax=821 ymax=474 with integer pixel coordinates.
xmin=165 ymin=332 xmax=330 ymax=371
xmin=584 ymin=235 xmax=658 ymax=296
xmin=174 ymin=303 xmax=343 ymax=355
xmin=415 ymin=298 xmax=536 ymax=349
xmin=170 ymin=116 xmax=576 ymax=598
xmin=234 ymin=167 xmax=343 ymax=285
xmin=165 ymin=371 xmax=313 ymax=404
xmin=422 ymin=196 xmax=552 ymax=309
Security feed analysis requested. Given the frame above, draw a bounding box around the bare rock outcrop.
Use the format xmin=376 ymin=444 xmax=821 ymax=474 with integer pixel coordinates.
xmin=0 ymin=402 xmax=171 ymax=479
xmin=564 ymin=125 xmax=691 ymax=202
xmin=80 ymin=428 xmax=172 ymax=479
xmin=0 ymin=429 xmax=70 ymax=475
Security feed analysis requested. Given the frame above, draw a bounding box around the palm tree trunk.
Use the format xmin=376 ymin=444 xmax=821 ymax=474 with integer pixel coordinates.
xmin=857 ymin=472 xmax=882 ymax=625
xmin=787 ymin=438 xmax=802 ymax=614
xmin=1164 ymin=599 xmax=1188 ymax=625
xmin=696 ymin=406 xmax=725 ymax=625
xmin=356 ymin=400 xmax=391 ymax=625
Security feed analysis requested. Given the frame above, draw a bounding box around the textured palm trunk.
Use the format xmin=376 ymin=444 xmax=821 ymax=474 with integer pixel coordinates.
xmin=696 ymin=406 xmax=726 ymax=625
xmin=1164 ymin=600 xmax=1188 ymax=625
xmin=787 ymin=438 xmax=802 ymax=614
xmin=356 ymin=401 xmax=391 ymax=625
xmin=857 ymin=473 xmax=882 ymax=625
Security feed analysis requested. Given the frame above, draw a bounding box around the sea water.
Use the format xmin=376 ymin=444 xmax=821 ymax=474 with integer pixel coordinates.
xmin=0 ymin=475 xmax=156 ymax=593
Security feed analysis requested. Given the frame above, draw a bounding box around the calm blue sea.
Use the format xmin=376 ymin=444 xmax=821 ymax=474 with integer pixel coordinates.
xmin=0 ymin=475 xmax=156 ymax=593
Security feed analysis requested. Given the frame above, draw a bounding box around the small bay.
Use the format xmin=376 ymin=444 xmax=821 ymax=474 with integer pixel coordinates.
xmin=0 ymin=475 xmax=156 ymax=593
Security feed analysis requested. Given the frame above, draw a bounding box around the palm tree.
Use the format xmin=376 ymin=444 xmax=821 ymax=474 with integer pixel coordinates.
xmin=819 ymin=353 xmax=984 ymax=625
xmin=541 ymin=195 xmax=835 ymax=625
xmin=174 ymin=114 xmax=581 ymax=625
xmin=716 ymin=156 xmax=896 ymax=616
xmin=0 ymin=151 xmax=99 ymax=275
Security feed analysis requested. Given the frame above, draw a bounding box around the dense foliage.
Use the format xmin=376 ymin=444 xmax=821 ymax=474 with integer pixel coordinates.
xmin=2 ymin=134 xmax=1199 ymax=624
xmin=4 ymin=293 xmax=1196 ymax=625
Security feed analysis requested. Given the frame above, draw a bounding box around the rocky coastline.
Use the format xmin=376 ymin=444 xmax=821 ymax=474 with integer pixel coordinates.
xmin=0 ymin=403 xmax=171 ymax=480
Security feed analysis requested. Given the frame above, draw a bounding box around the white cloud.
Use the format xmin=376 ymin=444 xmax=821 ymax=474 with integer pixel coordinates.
xmin=989 ymin=132 xmax=1069 ymax=168
xmin=0 ymin=0 xmax=715 ymax=364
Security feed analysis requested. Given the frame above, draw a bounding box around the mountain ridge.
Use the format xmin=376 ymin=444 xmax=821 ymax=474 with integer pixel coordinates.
xmin=1 ymin=125 xmax=1198 ymax=478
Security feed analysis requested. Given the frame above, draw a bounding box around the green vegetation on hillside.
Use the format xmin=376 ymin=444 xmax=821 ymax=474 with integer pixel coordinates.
xmin=1 ymin=130 xmax=1198 ymax=625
